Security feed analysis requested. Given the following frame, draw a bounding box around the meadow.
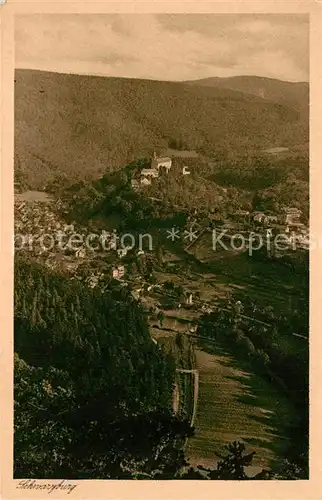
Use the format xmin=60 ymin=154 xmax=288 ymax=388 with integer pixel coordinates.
xmin=186 ymin=343 xmax=298 ymax=471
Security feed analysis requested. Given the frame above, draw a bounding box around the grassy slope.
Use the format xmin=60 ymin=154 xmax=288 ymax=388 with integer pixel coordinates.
xmin=15 ymin=70 xmax=306 ymax=189
xmin=184 ymin=235 xmax=306 ymax=315
xmin=186 ymin=344 xmax=297 ymax=470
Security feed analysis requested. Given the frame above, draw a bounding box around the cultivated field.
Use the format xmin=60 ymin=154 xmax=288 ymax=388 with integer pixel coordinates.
xmin=186 ymin=343 xmax=297 ymax=471
xmin=158 ymin=243 xmax=305 ymax=316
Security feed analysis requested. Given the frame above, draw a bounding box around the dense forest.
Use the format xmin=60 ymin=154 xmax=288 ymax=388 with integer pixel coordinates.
xmin=14 ymin=258 xmax=193 ymax=479
xmin=15 ymin=70 xmax=308 ymax=189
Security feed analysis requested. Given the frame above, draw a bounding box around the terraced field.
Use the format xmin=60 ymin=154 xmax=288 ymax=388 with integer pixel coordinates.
xmin=156 ymin=241 xmax=305 ymax=318
xmin=186 ymin=343 xmax=297 ymax=471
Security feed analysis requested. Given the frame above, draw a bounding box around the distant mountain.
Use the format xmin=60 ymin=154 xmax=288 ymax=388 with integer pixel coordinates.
xmin=15 ymin=70 xmax=308 ymax=189
xmin=184 ymin=75 xmax=309 ymax=117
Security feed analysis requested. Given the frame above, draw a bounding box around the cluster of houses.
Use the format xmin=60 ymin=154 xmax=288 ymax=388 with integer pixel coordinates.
xmin=130 ymin=281 xmax=196 ymax=312
xmin=235 ymin=206 xmax=299 ymax=226
xmin=245 ymin=207 xmax=308 ymax=251
xmin=252 ymin=206 xmax=303 ymax=227
xmin=253 ymin=212 xmax=278 ymax=224
xmin=14 ymin=198 xmax=61 ymax=236
xmin=14 ymin=194 xmax=134 ymax=279
xmin=233 ymin=206 xmax=304 ymax=227
xmin=84 ymin=264 xmax=126 ymax=287
xmin=131 ymin=153 xmax=172 ymax=188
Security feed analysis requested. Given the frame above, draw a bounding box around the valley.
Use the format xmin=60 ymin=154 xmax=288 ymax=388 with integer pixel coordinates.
xmin=14 ymin=69 xmax=309 ymax=480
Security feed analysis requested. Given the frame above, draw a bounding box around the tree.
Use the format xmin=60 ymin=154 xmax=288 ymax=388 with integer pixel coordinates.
xmin=175 ymin=333 xmax=184 ymax=351
xmin=183 ymin=441 xmax=262 ymax=480
xmin=211 ymin=441 xmax=256 ymax=479
xmin=273 ymin=458 xmax=308 ymax=480
xmin=156 ymin=247 xmax=164 ymax=265
xmin=235 ymin=333 xmax=255 ymax=355
xmin=176 ymin=285 xmax=185 ymax=300
xmin=15 ymin=356 xmax=194 ymax=479
xmin=148 ymin=273 xmax=157 ymax=285
xmin=163 ymin=281 xmax=174 ymax=291
xmin=14 ymin=258 xmax=187 ymax=479
xmin=255 ymin=349 xmax=270 ymax=366
xmin=120 ymin=199 xmax=133 ymax=214
xmin=157 ymin=311 xmax=165 ymax=329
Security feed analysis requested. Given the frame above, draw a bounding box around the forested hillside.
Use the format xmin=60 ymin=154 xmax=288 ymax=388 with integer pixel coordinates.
xmin=57 ymin=149 xmax=309 ymax=230
xmin=184 ymin=75 xmax=309 ymax=117
xmin=14 ymin=258 xmax=193 ymax=479
xmin=15 ymin=70 xmax=307 ymax=189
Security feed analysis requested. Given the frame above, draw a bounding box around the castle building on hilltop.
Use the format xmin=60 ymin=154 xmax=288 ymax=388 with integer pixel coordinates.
xmin=136 ymin=152 xmax=173 ymax=188
xmin=151 ymin=151 xmax=172 ymax=173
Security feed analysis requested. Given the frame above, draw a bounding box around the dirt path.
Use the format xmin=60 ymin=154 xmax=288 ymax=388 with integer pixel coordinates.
xmin=176 ymin=369 xmax=199 ymax=427
xmin=172 ymin=382 xmax=180 ymax=414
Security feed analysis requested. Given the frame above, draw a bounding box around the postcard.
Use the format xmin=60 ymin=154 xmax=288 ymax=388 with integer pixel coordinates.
xmin=1 ymin=1 xmax=321 ymax=498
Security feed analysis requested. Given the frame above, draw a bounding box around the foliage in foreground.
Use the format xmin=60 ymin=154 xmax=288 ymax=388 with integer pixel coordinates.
xmin=14 ymin=258 xmax=308 ymax=480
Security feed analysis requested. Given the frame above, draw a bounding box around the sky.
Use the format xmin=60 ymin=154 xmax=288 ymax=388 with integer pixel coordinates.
xmin=15 ymin=14 xmax=309 ymax=82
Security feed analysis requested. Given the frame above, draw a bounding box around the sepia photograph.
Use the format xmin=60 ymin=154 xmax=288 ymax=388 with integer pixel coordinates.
xmin=12 ymin=12 xmax=309 ymax=483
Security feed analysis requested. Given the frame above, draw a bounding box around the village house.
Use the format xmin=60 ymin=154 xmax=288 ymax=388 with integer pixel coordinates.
xmin=76 ymin=248 xmax=86 ymax=259
xmin=253 ymin=212 xmax=267 ymax=224
xmin=298 ymin=235 xmax=310 ymax=249
xmin=287 ymin=222 xmax=306 ymax=234
xmin=283 ymin=207 xmax=302 ymax=225
xmin=112 ymin=265 xmax=125 ymax=279
xmin=118 ymin=266 xmax=125 ymax=278
xmin=140 ymin=177 xmax=152 ymax=186
xmin=201 ymin=305 xmax=213 ymax=314
xmin=252 ymin=212 xmax=278 ymax=225
xmin=108 ymin=233 xmax=119 ymax=250
xmin=86 ymin=273 xmax=103 ymax=289
xmin=117 ymin=248 xmax=128 ymax=258
xmin=65 ymin=262 xmax=80 ymax=273
xmin=297 ymin=225 xmax=309 ymax=235
xmin=184 ymin=292 xmax=193 ymax=305
xmin=234 ymin=210 xmax=250 ymax=219
xmin=64 ymin=224 xmax=75 ymax=233
xmin=131 ymin=288 xmax=142 ymax=300
xmin=131 ymin=179 xmax=140 ymax=189
xmin=266 ymin=215 xmax=278 ymax=224
xmin=98 ymin=231 xmax=118 ymax=251
xmin=141 ymin=168 xmax=159 ymax=178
